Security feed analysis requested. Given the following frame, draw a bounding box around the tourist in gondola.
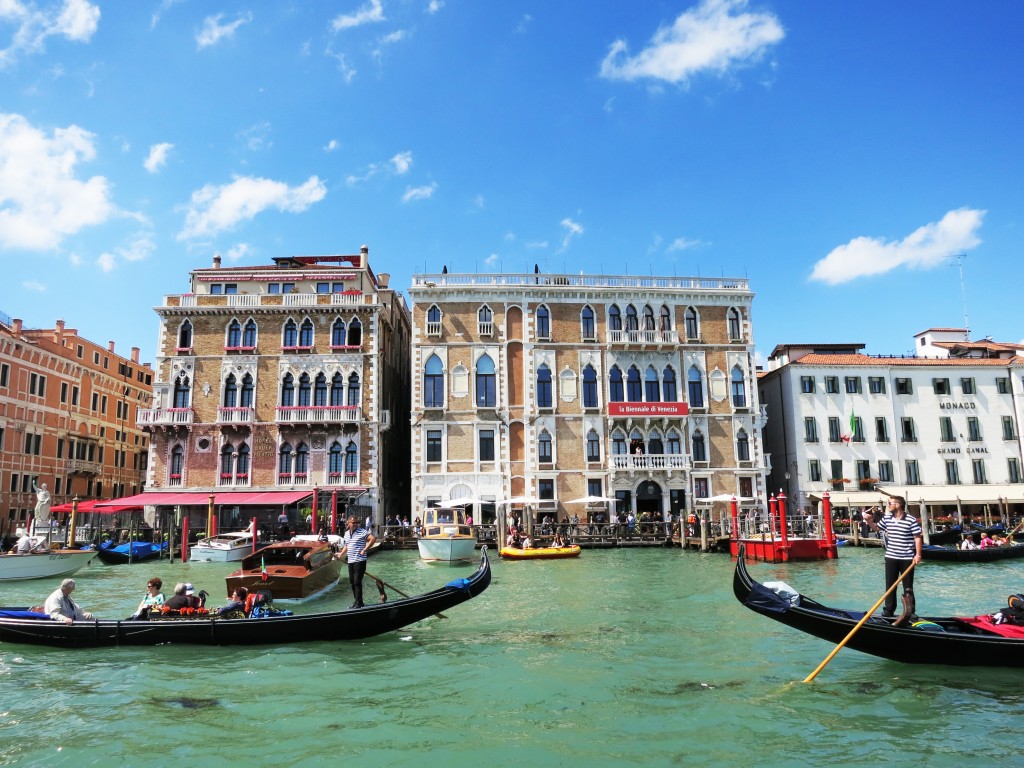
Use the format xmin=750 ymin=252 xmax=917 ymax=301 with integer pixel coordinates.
xmin=44 ymin=579 xmax=95 ymax=624
xmin=862 ymin=496 xmax=922 ymax=618
xmin=131 ymin=577 xmax=164 ymax=619
xmin=961 ymin=534 xmax=979 ymax=550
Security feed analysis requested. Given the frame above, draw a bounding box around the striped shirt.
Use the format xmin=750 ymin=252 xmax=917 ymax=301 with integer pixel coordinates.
xmin=877 ymin=512 xmax=922 ymax=559
xmin=343 ymin=528 xmax=372 ymax=563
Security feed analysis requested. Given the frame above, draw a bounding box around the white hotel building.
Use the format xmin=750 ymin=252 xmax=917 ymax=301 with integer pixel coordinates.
xmin=758 ymin=328 xmax=1024 ymax=518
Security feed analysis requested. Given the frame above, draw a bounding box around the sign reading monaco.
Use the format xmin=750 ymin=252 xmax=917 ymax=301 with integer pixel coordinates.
xmin=607 ymin=402 xmax=689 ymax=417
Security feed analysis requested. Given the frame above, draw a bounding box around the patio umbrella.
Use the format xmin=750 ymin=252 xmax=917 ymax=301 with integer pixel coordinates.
xmin=436 ymin=498 xmax=489 ymax=509
xmin=566 ymin=495 xmax=617 ymax=504
xmin=499 ymin=496 xmax=540 ymax=506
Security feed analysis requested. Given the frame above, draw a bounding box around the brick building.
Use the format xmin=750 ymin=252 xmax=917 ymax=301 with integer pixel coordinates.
xmin=0 ymin=312 xmax=153 ymax=539
xmin=408 ymin=271 xmax=768 ymax=528
xmin=135 ymin=249 xmax=410 ymax=530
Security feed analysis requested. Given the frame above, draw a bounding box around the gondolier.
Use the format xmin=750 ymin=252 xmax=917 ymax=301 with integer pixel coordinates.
xmin=338 ymin=516 xmax=375 ymax=609
xmin=863 ymin=495 xmax=922 ymax=618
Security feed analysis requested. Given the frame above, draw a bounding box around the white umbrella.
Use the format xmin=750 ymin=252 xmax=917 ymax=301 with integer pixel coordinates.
xmin=696 ymin=494 xmax=755 ymax=504
xmin=566 ymin=495 xmax=616 ymax=504
xmin=499 ymin=496 xmax=540 ymax=506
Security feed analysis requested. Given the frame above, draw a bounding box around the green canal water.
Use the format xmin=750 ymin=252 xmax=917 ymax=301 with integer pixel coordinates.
xmin=1 ymin=546 xmax=1023 ymax=767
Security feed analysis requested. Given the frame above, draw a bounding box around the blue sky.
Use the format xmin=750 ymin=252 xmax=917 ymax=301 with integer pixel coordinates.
xmin=1 ymin=0 xmax=1022 ymax=365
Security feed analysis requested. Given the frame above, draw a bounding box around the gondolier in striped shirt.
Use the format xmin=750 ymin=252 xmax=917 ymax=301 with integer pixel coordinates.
xmin=338 ymin=516 xmax=375 ymax=609
xmin=863 ymin=495 xmax=922 ymax=618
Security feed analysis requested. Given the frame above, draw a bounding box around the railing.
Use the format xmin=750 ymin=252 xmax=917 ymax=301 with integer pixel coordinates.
xmin=217 ymin=474 xmax=250 ymax=487
xmin=325 ymin=473 xmax=359 ymax=486
xmin=610 ymin=454 xmax=690 ymax=471
xmin=478 ymin=322 xmax=493 ymax=336
xmin=426 ymin=321 xmax=441 ymax=336
xmin=65 ymin=459 xmax=102 ymax=475
xmin=163 ymin=293 xmax=377 ymax=308
xmin=138 ymin=407 xmax=194 ymax=426
xmin=228 ymin=294 xmax=260 ymax=307
xmin=217 ymin=406 xmax=255 ymax=424
xmin=607 ymin=329 xmax=677 ymax=344
xmin=275 ymin=405 xmax=360 ymax=423
xmin=167 ymin=474 xmax=183 ymax=487
xmin=412 ymin=274 xmax=750 ymax=292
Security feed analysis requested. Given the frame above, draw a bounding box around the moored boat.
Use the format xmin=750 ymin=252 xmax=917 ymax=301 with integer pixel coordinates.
xmin=93 ymin=540 xmax=168 ymax=565
xmin=225 ymin=539 xmax=343 ymax=600
xmin=921 ymin=542 xmax=1024 ymax=563
xmin=0 ymin=540 xmax=95 ymax=582
xmin=417 ymin=506 xmax=476 ymax=563
xmin=499 ymin=545 xmax=581 ymax=560
xmin=0 ymin=549 xmax=492 ymax=648
xmin=733 ymin=543 xmax=1024 ymax=667
xmin=190 ymin=530 xmax=261 ymax=562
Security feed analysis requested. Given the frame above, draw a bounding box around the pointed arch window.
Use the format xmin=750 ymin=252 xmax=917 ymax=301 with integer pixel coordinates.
xmin=331 ymin=318 xmax=347 ymax=347
xmin=667 ymin=430 xmax=682 ymax=455
xmin=692 ymin=431 xmax=707 ymax=462
xmin=329 ymin=441 xmax=344 ymax=476
xmin=177 ymin=320 xmax=193 ymax=350
xmin=731 ymin=366 xmax=747 ymax=408
xmin=347 ymin=372 xmax=361 ymax=406
xmin=737 ymin=428 xmax=750 ymax=461
xmin=173 ymin=375 xmax=191 ymax=409
xmin=242 ymin=319 xmax=257 ymax=348
xmin=609 ymin=366 xmax=624 ymax=402
xmin=586 ymin=429 xmax=601 ymax=463
xmin=226 ymin=319 xmax=241 ymax=348
xmin=537 ymin=364 xmax=552 ymax=408
xmin=279 ymin=442 xmax=293 ymax=476
xmin=169 ymin=444 xmax=184 ymax=483
xmin=476 ymin=354 xmax=496 ymax=407
xmin=659 ymin=305 xmax=672 ymax=332
xmin=625 ymin=305 xmax=639 ymax=331
xmin=236 ymin=443 xmax=250 ymax=477
xmin=294 ymin=442 xmax=309 ymax=478
xmin=314 ymin=373 xmax=328 ymax=407
xmin=330 ymin=372 xmax=345 ymax=406
xmin=684 ymin=307 xmax=699 ymax=339
xmin=581 ymin=305 xmax=596 ymax=339
xmin=663 ymin=367 xmax=677 ymax=402
xmin=536 ymin=305 xmax=550 ymax=339
xmin=649 ymin=431 xmax=664 ymax=454
xmin=298 ymin=373 xmax=311 ymax=407
xmin=280 ymin=373 xmax=295 ymax=407
xmin=478 ymin=305 xmax=493 ymax=335
xmin=424 ymin=354 xmax=444 ymax=407
xmin=426 ymin=305 xmax=442 ymax=335
xmin=582 ymin=364 xmax=598 ymax=408
xmin=642 ymin=305 xmax=655 ymax=331
xmin=612 ymin=430 xmax=627 ymax=455
xmin=345 ymin=441 xmax=358 ymax=478
xmin=609 ymin=304 xmax=622 ymax=331
xmin=299 ymin=318 xmax=314 ymax=347
xmin=223 ymin=374 xmax=238 ymax=408
xmin=221 ymin=443 xmax=235 ymax=476
xmin=626 ymin=366 xmax=642 ymax=402
xmin=645 ymin=366 xmax=660 ymax=402
xmin=283 ymin=319 xmax=298 ymax=347
xmin=728 ymin=308 xmax=742 ymax=341
xmin=240 ymin=373 xmax=254 ymax=408
xmin=347 ymin=318 xmax=362 ymax=347
xmin=688 ymin=366 xmax=704 ymax=408
xmin=538 ymin=430 xmax=553 ymax=464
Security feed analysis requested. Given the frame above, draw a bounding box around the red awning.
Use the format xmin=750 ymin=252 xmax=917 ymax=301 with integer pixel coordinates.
xmin=95 ymin=490 xmax=312 ymax=509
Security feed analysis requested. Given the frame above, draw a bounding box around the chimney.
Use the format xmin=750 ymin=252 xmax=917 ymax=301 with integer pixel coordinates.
xmin=12 ymin=318 xmax=22 ymax=335
xmin=108 ymin=341 xmax=115 ymax=353
xmin=131 ymin=347 xmax=140 ymax=363
xmin=360 ymin=244 xmax=368 ymax=269
xmin=213 ymin=253 xmax=222 ymax=269
xmin=377 ymin=272 xmax=390 ymax=289
xmin=54 ymin=318 xmax=65 ymax=343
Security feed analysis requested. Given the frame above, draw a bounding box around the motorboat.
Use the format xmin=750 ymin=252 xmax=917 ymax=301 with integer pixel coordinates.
xmin=225 ymin=539 xmax=343 ymax=601
xmin=416 ymin=506 xmax=477 ymax=563
xmin=190 ymin=530 xmax=260 ymax=562
xmin=499 ymin=545 xmax=581 ymax=560
xmin=0 ymin=538 xmax=94 ymax=582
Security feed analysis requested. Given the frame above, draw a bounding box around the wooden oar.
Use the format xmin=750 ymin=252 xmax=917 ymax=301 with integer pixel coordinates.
xmin=366 ymin=572 xmax=447 ymax=619
xmin=803 ymin=562 xmax=916 ymax=683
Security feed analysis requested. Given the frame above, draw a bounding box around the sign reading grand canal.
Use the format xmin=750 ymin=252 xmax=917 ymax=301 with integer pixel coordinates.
xmin=607 ymin=402 xmax=689 ymax=417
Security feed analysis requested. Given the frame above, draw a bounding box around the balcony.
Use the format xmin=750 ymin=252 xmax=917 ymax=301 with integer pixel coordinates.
xmin=606 ymin=329 xmax=677 ymax=346
xmin=325 ymin=472 xmax=359 ymax=486
xmin=610 ymin=454 xmax=691 ymax=471
xmin=164 ymin=292 xmax=376 ymax=309
xmin=217 ymin=473 xmax=250 ymax=487
xmin=275 ymin=405 xmax=360 ymax=424
xmin=138 ymin=407 xmax=194 ymax=427
xmin=217 ymin=406 xmax=255 ymax=424
xmin=65 ymin=459 xmax=102 ymax=475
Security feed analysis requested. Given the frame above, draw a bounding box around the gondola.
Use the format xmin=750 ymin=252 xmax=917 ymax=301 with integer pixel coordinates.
xmin=733 ymin=544 xmax=1024 ymax=667
xmin=0 ymin=549 xmax=491 ymax=648
xmin=499 ymin=545 xmax=581 ymax=560
xmin=93 ymin=540 xmax=168 ymax=565
xmin=921 ymin=542 xmax=1024 ymax=563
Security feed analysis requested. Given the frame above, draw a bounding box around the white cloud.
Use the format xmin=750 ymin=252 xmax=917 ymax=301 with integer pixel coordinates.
xmin=390 ymin=151 xmax=412 ymax=174
xmin=809 ymin=208 xmax=986 ymax=286
xmin=379 ymin=29 xmax=405 ymax=46
xmin=225 ymin=242 xmax=253 ymax=262
xmin=599 ymin=0 xmax=784 ymax=86
xmin=238 ymin=121 xmax=272 ymax=152
xmin=402 ymin=182 xmax=436 ymax=203
xmin=196 ymin=12 xmax=252 ymax=50
xmin=332 ymin=0 xmax=384 ymax=32
xmin=143 ymin=142 xmax=173 ymax=173
xmin=666 ymin=236 xmax=704 ymax=253
xmin=427 ymin=1 xmax=444 ymax=14
xmin=96 ymin=251 xmax=115 ymax=271
xmin=324 ymin=139 xmax=340 ymax=152
xmin=0 ymin=0 xmax=100 ymax=68
xmin=150 ymin=0 xmax=183 ymax=30
xmin=22 ymin=278 xmax=45 ymax=292
xmin=526 ymin=240 xmax=549 ymax=249
xmin=0 ymin=113 xmax=115 ymax=250
xmin=472 ymin=194 xmax=484 ymax=209
xmin=484 ymin=253 xmax=498 ymax=266
xmin=558 ymin=217 xmax=583 ymax=251
xmin=178 ymin=175 xmax=327 ymax=240
xmin=68 ymin=252 xmax=81 ymax=266
xmin=90 ymin=231 xmax=154 ymax=272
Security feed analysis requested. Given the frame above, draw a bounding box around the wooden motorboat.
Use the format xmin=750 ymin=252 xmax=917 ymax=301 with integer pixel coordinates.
xmin=921 ymin=542 xmax=1024 ymax=562
xmin=225 ymin=539 xmax=343 ymax=600
xmin=417 ymin=506 xmax=477 ymax=563
xmin=0 ymin=539 xmax=94 ymax=582
xmin=0 ymin=549 xmax=491 ymax=648
xmin=190 ymin=531 xmax=261 ymax=562
xmin=94 ymin=540 xmax=168 ymax=565
xmin=499 ymin=545 xmax=581 ymax=560
xmin=733 ymin=543 xmax=1024 ymax=667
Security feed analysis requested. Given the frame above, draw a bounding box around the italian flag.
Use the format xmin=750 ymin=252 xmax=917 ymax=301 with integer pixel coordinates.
xmin=261 ymin=557 xmax=268 ymax=581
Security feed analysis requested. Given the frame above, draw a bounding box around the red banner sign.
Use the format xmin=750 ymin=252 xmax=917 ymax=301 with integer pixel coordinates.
xmin=607 ymin=402 xmax=689 ymax=417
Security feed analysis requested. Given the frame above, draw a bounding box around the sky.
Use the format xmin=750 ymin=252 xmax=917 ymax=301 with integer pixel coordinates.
xmin=1 ymin=0 xmax=1022 ymax=366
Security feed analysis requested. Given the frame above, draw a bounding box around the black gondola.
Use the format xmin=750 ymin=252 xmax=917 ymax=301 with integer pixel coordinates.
xmin=0 ymin=549 xmax=491 ymax=648
xmin=921 ymin=542 xmax=1024 ymax=563
xmin=93 ymin=540 xmax=169 ymax=565
xmin=733 ymin=544 xmax=1024 ymax=667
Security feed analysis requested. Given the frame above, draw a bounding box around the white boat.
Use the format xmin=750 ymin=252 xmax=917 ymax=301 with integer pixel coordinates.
xmin=0 ymin=538 xmax=94 ymax=581
xmin=189 ymin=531 xmax=258 ymax=562
xmin=417 ymin=507 xmax=477 ymax=563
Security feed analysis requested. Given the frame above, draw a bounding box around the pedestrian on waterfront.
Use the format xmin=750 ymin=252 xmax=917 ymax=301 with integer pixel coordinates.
xmin=862 ymin=496 xmax=922 ymax=618
xmin=338 ymin=515 xmax=375 ymax=609
xmin=277 ymin=511 xmax=290 ymax=541
xmin=44 ymin=578 xmax=95 ymax=624
xmin=131 ymin=577 xmax=164 ymax=619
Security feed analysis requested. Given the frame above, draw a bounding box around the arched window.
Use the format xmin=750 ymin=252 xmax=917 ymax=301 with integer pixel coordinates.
xmin=223 ymin=374 xmax=238 ymax=408
xmin=582 ymin=364 xmax=598 ymax=408
xmin=609 ymin=366 xmax=624 ymax=402
xmin=692 ymin=431 xmax=707 ymax=462
xmin=609 ymin=304 xmax=622 ymax=331
xmin=625 ymin=305 xmax=639 ymax=331
xmin=283 ymin=319 xmax=298 ymax=347
xmin=660 ymin=305 xmax=672 ymax=332
xmin=687 ymin=366 xmax=704 ymax=408
xmin=424 ymin=354 xmax=444 ymax=407
xmin=173 ymin=374 xmax=191 ymax=409
xmin=347 ymin=318 xmax=362 ymax=347
xmin=737 ymin=429 xmax=750 ymax=461
xmin=649 ymin=431 xmax=664 ymax=455
xmin=294 ymin=443 xmax=309 ymax=476
xmin=221 ymin=443 xmax=235 ymax=475
xmin=626 ymin=366 xmax=642 ymax=402
xmin=345 ymin=441 xmax=358 ymax=475
xmin=537 ymin=364 xmax=552 ymax=408
xmin=731 ymin=366 xmax=746 ymax=408
xmin=728 ymin=308 xmax=742 ymax=341
xmin=538 ymin=430 xmax=552 ymax=463
xmin=663 ymin=366 xmax=677 ymax=402
xmin=330 ymin=372 xmax=345 ymax=406
xmin=476 ymin=354 xmax=496 ymax=407
xmin=236 ymin=443 xmax=250 ymax=477
xmin=240 ymin=373 xmax=254 ymax=408
xmin=299 ymin=318 xmax=314 ymax=347
xmin=667 ymin=430 xmax=682 ymax=454
xmin=331 ymin=318 xmax=346 ymax=347
xmin=684 ymin=307 xmax=699 ymax=339
xmin=612 ymin=431 xmax=627 ymax=455
xmin=427 ymin=305 xmax=441 ymax=323
xmin=645 ymin=366 xmax=660 ymax=402
xmin=243 ymin=319 xmax=257 ymax=348
xmin=643 ymin=305 xmax=655 ymax=331
xmin=478 ymin=305 xmax=493 ymax=335
xmin=346 ymin=372 xmax=360 ymax=406
xmin=280 ymin=373 xmax=295 ymax=407
xmin=314 ymin=373 xmax=328 ymax=407
xmin=170 ymin=444 xmax=184 ymax=477
xmin=279 ymin=442 xmax=293 ymax=475
xmin=298 ymin=373 xmax=311 ymax=407
xmin=536 ymin=305 xmax=550 ymax=339
xmin=226 ymin=319 xmax=241 ymax=348
xmin=581 ymin=305 xmax=595 ymax=339
xmin=329 ymin=441 xmax=344 ymax=475
xmin=177 ymin=320 xmax=192 ymax=349
xmin=586 ymin=429 xmax=601 ymax=463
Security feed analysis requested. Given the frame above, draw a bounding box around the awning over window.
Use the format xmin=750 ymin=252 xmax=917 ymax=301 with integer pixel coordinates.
xmin=95 ymin=490 xmax=313 ymax=509
xmin=809 ymin=486 xmax=1024 ymax=506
